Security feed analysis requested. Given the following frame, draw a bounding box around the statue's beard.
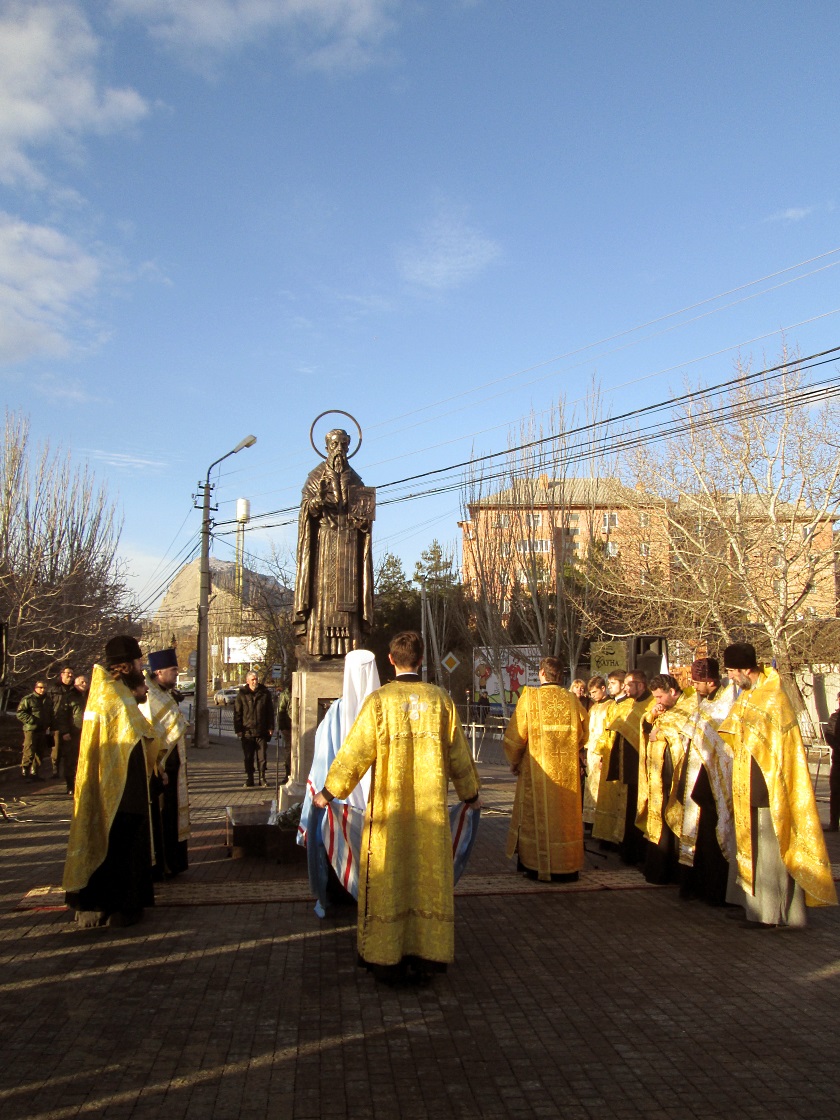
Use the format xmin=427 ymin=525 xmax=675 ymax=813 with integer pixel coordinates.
xmin=328 ymin=450 xmax=348 ymax=473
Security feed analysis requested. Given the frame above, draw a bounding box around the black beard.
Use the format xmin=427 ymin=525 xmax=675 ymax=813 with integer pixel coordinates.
xmin=120 ymin=666 xmax=146 ymax=690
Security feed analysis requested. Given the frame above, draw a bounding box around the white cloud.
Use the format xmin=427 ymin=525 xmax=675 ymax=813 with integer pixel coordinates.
xmin=82 ymin=448 xmax=169 ymax=471
xmin=764 ymin=206 xmax=815 ymax=224
xmin=31 ymin=371 xmax=94 ymax=403
xmin=0 ymin=212 xmax=103 ymax=364
xmin=109 ymin=0 xmax=399 ymax=70
xmin=397 ymin=210 xmax=501 ymax=291
xmin=0 ymin=1 xmax=149 ymax=188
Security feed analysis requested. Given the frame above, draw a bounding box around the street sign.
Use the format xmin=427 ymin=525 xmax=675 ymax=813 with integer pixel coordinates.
xmin=271 ymin=664 xmax=284 ymax=680
xmin=441 ymin=651 xmax=460 ymax=674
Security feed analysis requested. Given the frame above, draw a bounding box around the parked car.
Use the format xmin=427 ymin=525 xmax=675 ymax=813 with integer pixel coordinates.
xmin=213 ymin=687 xmax=239 ymax=707
xmin=177 ymin=677 xmax=195 ymax=696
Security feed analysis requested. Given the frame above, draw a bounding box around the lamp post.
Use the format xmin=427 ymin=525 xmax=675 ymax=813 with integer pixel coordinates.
xmin=193 ymin=435 xmax=257 ymax=750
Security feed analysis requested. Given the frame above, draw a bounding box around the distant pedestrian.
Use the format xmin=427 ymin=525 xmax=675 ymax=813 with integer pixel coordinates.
xmin=17 ymin=681 xmax=52 ymax=781
xmin=49 ymin=666 xmax=76 ymax=779
xmin=233 ymin=671 xmax=275 ymax=788
xmin=477 ymin=688 xmax=490 ymax=724
xmin=276 ymin=679 xmax=292 ymax=783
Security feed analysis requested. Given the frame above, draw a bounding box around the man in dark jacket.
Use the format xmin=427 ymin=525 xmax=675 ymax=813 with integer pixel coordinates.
xmin=233 ymin=672 xmax=275 ymax=788
xmin=49 ymin=666 xmax=77 ymax=778
xmin=17 ymin=681 xmax=53 ymax=780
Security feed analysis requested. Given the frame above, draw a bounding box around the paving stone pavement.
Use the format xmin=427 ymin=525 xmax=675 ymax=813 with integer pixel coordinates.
xmin=1 ymin=735 xmax=838 ymax=1120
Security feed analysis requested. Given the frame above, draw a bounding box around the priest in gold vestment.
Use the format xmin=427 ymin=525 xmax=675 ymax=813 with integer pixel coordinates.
xmin=63 ymin=636 xmax=158 ymax=929
xmin=504 ymin=656 xmax=587 ymax=881
xmin=719 ymin=642 xmax=837 ymax=928
xmin=664 ymin=658 xmax=736 ymax=906
xmin=582 ymin=676 xmax=611 ymax=826
xmin=636 ymin=674 xmax=695 ymax=884
xmin=594 ymin=671 xmax=652 ymax=864
xmin=314 ymin=632 xmax=480 ymax=982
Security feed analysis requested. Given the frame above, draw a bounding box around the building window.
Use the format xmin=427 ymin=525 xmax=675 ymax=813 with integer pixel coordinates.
xmin=494 ymin=513 xmax=510 ymax=528
xmin=605 ymin=541 xmax=619 ymax=558
xmin=639 ymin=512 xmax=650 ymax=528
xmin=525 ymin=512 xmax=542 ymax=528
xmin=602 ymin=512 xmax=618 ymax=532
xmin=516 ymin=538 xmax=552 ymax=554
xmin=501 ymin=598 xmax=511 ymax=615
xmin=640 ymin=542 xmax=650 ymax=557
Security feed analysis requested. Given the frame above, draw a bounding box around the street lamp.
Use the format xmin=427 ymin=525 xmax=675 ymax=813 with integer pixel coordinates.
xmin=193 ymin=435 xmax=257 ymax=750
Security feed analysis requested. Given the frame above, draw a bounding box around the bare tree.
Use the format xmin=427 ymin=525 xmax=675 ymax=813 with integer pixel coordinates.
xmin=592 ymin=350 xmax=840 ymax=690
xmin=243 ymin=544 xmax=296 ymax=679
xmin=461 ymin=392 xmax=614 ymax=683
xmin=0 ymin=412 xmax=135 ymax=692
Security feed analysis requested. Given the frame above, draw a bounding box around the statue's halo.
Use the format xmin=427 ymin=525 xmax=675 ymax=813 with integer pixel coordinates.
xmin=309 ymin=410 xmax=363 ymax=460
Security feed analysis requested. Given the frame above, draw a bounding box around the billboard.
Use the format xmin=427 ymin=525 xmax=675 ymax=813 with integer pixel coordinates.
xmin=473 ymin=646 xmax=541 ymax=711
xmin=224 ymin=636 xmax=267 ymax=665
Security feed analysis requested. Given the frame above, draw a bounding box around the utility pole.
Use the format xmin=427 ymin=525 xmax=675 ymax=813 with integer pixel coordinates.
xmin=194 ymin=435 xmax=257 ymax=751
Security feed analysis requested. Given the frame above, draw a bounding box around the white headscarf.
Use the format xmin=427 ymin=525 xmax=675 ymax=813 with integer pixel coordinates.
xmin=339 ymin=649 xmax=380 ymax=746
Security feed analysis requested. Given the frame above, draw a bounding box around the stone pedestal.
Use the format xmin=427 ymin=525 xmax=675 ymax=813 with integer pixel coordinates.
xmin=278 ymin=658 xmax=343 ymax=809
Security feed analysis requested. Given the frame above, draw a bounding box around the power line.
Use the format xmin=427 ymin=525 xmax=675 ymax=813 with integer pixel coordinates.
xmin=201 ymin=249 xmax=840 ymax=495
xmin=134 ymin=535 xmax=201 ymax=615
xmin=214 ymin=345 xmax=840 ymax=530
xmin=133 ymin=503 xmax=197 ymax=598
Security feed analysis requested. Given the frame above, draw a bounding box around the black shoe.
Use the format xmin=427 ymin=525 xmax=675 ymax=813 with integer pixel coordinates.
xmin=242 ymin=780 xmax=255 ymax=788
xmin=107 ymin=910 xmax=143 ymax=928
xmin=30 ymin=773 xmax=45 ymax=782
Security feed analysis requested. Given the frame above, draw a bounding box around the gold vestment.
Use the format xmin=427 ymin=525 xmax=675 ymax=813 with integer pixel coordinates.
xmin=637 ymin=689 xmax=694 ymax=844
xmin=582 ymin=698 xmax=611 ymax=824
xmin=504 ymin=685 xmax=587 ymax=880
xmin=140 ymin=678 xmax=191 ymax=843
xmin=63 ymin=665 xmax=158 ymax=893
xmin=591 ymin=697 xmax=631 ymax=842
xmin=592 ymin=694 xmax=649 ymax=843
xmin=718 ymin=667 xmax=837 ymax=908
xmin=325 ymin=680 xmax=480 ymax=966
xmin=664 ymin=684 xmax=736 ymax=866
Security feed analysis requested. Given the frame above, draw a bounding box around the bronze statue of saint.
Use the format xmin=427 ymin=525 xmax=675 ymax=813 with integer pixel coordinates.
xmin=294 ymin=427 xmax=375 ymax=659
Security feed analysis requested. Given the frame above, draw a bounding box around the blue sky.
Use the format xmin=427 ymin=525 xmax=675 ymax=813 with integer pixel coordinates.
xmin=3 ymin=0 xmax=840 ymax=611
